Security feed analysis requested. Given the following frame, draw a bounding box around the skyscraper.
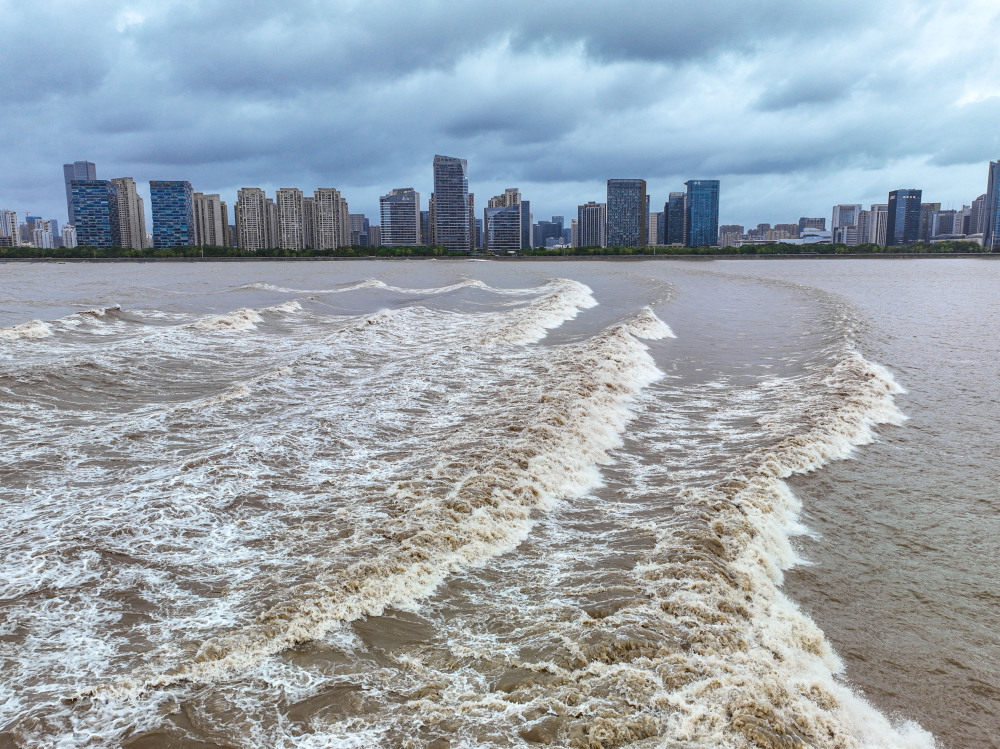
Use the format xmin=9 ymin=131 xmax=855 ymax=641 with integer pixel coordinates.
xmin=886 ymin=189 xmax=922 ymax=246
xmin=664 ymin=193 xmax=686 ymax=245
xmin=982 ymin=161 xmax=1000 ymax=249
xmin=150 ymin=181 xmax=195 ymax=248
xmin=236 ymin=188 xmax=268 ymax=251
xmin=969 ymin=194 xmax=987 ymax=236
xmin=919 ymin=202 xmax=941 ymax=242
xmin=193 ymin=193 xmax=229 ymax=247
xmin=63 ymin=161 xmax=97 ymax=224
xmin=111 ymin=177 xmax=147 ymax=250
xmin=380 ymin=188 xmax=421 ymax=246
xmin=432 ymin=155 xmax=470 ymax=252
xmin=484 ymin=189 xmax=524 ymax=254
xmin=70 ymin=180 xmax=120 ymax=248
xmin=0 ymin=210 xmax=20 ymax=247
xmin=606 ymin=179 xmax=647 ymax=247
xmin=831 ymin=204 xmax=861 ymax=233
xmin=312 ymin=188 xmax=350 ymax=250
xmin=685 ymin=180 xmax=720 ymax=247
xmin=869 ymin=204 xmax=888 ymax=246
xmin=275 ymin=188 xmax=306 ymax=250
xmin=577 ymin=201 xmax=607 ymax=247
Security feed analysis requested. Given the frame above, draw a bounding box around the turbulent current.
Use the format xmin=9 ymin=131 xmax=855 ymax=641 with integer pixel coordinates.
xmin=1 ymin=259 xmax=995 ymax=748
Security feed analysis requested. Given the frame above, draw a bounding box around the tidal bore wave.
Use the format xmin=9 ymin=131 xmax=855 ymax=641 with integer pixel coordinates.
xmin=0 ymin=273 xmax=935 ymax=748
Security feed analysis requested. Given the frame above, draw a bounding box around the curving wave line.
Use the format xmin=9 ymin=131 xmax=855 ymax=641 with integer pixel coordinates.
xmin=79 ymin=308 xmax=672 ymax=701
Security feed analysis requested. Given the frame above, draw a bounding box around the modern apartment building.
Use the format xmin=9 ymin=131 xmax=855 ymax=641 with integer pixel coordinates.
xmin=275 ymin=188 xmax=306 ymax=250
xmin=70 ymin=180 xmax=120 ymax=248
xmin=577 ymin=201 xmax=607 ymax=247
xmin=664 ymin=192 xmax=686 ymax=245
xmin=111 ymin=177 xmax=147 ymax=250
xmin=235 ymin=188 xmax=269 ymax=251
xmin=150 ymin=181 xmax=195 ymax=248
xmin=606 ymin=179 xmax=647 ymax=247
xmin=432 ymin=155 xmax=470 ymax=252
xmin=63 ymin=161 xmax=97 ymax=225
xmin=685 ymin=180 xmax=720 ymax=247
xmin=193 ymin=192 xmax=230 ymax=247
xmin=380 ymin=188 xmax=421 ymax=246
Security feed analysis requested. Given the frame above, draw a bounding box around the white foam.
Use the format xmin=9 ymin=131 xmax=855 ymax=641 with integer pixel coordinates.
xmin=191 ymin=308 xmax=264 ymax=332
xmin=0 ymin=319 xmax=52 ymax=341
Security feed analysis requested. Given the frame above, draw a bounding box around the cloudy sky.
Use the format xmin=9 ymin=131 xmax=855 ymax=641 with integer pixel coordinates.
xmin=3 ymin=0 xmax=1000 ymax=230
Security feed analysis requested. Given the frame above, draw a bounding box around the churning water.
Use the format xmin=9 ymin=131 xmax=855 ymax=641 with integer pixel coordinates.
xmin=1 ymin=258 xmax=996 ymax=748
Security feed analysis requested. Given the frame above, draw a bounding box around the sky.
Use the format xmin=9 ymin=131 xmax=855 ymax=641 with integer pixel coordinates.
xmin=3 ymin=0 xmax=1000 ymax=231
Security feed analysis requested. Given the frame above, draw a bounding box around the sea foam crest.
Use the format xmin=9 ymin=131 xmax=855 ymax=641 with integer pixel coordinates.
xmin=0 ymin=320 xmax=53 ymax=341
xmin=191 ymin=308 xmax=264 ymax=332
xmin=617 ymin=352 xmax=931 ymax=748
xmin=81 ymin=306 xmax=668 ymax=699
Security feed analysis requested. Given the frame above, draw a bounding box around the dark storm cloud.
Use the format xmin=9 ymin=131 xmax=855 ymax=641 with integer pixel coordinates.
xmin=1 ymin=0 xmax=998 ymax=226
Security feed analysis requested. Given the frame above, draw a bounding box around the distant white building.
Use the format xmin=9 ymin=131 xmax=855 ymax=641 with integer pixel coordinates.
xmin=62 ymin=224 xmax=78 ymax=248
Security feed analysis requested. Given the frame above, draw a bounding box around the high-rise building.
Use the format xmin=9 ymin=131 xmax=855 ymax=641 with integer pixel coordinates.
xmin=149 ymin=181 xmax=195 ymax=248
xmin=380 ymin=188 xmax=421 ymax=246
xmin=111 ymin=177 xmax=147 ymax=250
xmin=886 ymin=189 xmax=922 ymax=246
xmin=685 ymin=180 xmax=720 ymax=247
xmin=302 ymin=197 xmax=314 ymax=249
xmin=930 ymin=209 xmax=957 ymax=238
xmin=607 ymin=179 xmax=647 ymax=247
xmin=32 ymin=220 xmax=54 ymax=249
xmin=0 ymin=210 xmax=20 ymax=247
xmin=349 ymin=213 xmax=370 ymax=246
xmin=469 ymin=192 xmax=477 ymax=253
xmin=664 ymin=193 xmax=686 ymax=245
xmin=832 ymin=204 xmax=861 ymax=233
xmin=855 ymin=210 xmax=871 ymax=245
xmin=420 ymin=210 xmax=431 ymax=246
xmin=919 ymin=202 xmax=941 ymax=242
xmin=71 ymin=180 xmax=120 ymax=248
xmin=368 ymin=226 xmax=382 ymax=247
xmin=648 ymin=211 xmax=663 ymax=245
xmin=798 ymin=217 xmax=825 ymax=234
xmin=312 ymin=188 xmax=349 ymax=250
xmin=432 ymin=155 xmax=470 ymax=252
xmin=969 ymin=194 xmax=987 ymax=236
xmin=577 ymin=201 xmax=607 ymax=247
xmin=868 ymin=204 xmax=888 ymax=246
xmin=63 ymin=161 xmax=97 ymax=225
xmin=275 ymin=188 xmax=306 ymax=250
xmin=193 ymin=193 xmax=229 ymax=247
xmin=982 ymin=161 xmax=1000 ymax=249
xmin=236 ymin=188 xmax=269 ymax=251
xmin=485 ymin=189 xmax=524 ymax=254
xmin=534 ymin=216 xmax=565 ymax=248
xmin=61 ymin=224 xmax=77 ymax=248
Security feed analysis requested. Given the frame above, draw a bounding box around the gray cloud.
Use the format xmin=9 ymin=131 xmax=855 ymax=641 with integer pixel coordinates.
xmin=1 ymin=0 xmax=999 ymax=228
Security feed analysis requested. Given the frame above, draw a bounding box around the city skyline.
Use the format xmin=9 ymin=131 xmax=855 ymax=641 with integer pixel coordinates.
xmin=2 ymin=2 xmax=999 ymax=231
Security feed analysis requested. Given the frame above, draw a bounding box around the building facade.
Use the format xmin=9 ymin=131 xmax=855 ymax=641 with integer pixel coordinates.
xmin=150 ymin=181 xmax=195 ymax=248
xmin=193 ymin=193 xmax=229 ymax=247
xmin=886 ymin=189 xmax=922 ymax=246
xmin=70 ymin=180 xmax=120 ymax=248
xmin=312 ymin=188 xmax=350 ymax=250
xmin=982 ymin=161 xmax=1000 ymax=249
xmin=235 ymin=188 xmax=269 ymax=251
xmin=63 ymin=161 xmax=97 ymax=225
xmin=606 ymin=179 xmax=647 ymax=247
xmin=111 ymin=177 xmax=147 ymax=250
xmin=275 ymin=188 xmax=306 ymax=250
xmin=869 ymin=204 xmax=888 ymax=246
xmin=685 ymin=180 xmax=720 ymax=247
xmin=432 ymin=155 xmax=470 ymax=252
xmin=577 ymin=201 xmax=607 ymax=247
xmin=380 ymin=188 xmax=421 ymax=246
xmin=664 ymin=192 xmax=686 ymax=245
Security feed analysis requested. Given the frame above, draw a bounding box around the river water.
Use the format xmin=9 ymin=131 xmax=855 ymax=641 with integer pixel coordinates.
xmin=0 ymin=258 xmax=995 ymax=748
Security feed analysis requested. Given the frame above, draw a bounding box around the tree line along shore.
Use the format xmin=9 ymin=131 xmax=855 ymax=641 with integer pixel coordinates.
xmin=0 ymin=240 xmax=993 ymax=260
